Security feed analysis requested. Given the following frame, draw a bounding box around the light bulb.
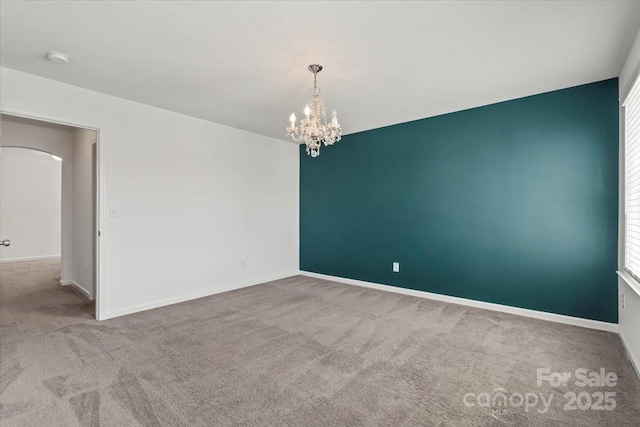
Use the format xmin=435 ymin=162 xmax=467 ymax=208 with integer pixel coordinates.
xmin=331 ymin=109 xmax=339 ymax=127
xmin=304 ymin=105 xmax=311 ymax=117
xmin=289 ymin=113 xmax=296 ymax=129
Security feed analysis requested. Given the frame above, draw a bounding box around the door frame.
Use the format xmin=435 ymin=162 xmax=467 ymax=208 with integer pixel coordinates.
xmin=1 ymin=108 xmax=106 ymax=320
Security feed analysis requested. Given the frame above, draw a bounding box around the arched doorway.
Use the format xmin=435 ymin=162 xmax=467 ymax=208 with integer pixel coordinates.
xmin=0 ymin=146 xmax=63 ymax=263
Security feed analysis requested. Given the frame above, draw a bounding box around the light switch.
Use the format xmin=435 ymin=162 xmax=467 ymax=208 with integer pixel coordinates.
xmin=393 ymin=262 xmax=400 ymax=273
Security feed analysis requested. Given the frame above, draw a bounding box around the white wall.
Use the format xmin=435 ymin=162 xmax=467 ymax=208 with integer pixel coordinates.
xmin=621 ymin=27 xmax=640 ymax=102
xmin=619 ymin=26 xmax=640 ymax=377
xmin=0 ymin=117 xmax=74 ymax=279
xmin=72 ymin=128 xmax=97 ymax=298
xmin=0 ymin=147 xmax=62 ymax=261
xmin=0 ymin=67 xmax=300 ymax=320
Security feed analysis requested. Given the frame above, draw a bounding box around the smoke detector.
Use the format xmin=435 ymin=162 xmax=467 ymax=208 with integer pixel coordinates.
xmin=46 ymin=51 xmax=70 ymax=64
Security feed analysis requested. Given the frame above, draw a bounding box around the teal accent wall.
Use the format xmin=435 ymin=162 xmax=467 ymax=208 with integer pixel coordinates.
xmin=300 ymin=79 xmax=619 ymax=323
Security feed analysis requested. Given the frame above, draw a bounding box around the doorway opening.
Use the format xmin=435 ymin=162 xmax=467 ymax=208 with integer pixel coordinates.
xmin=0 ymin=114 xmax=100 ymax=319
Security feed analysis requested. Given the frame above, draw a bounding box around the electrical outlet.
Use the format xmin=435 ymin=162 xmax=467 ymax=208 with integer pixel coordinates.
xmin=393 ymin=262 xmax=400 ymax=273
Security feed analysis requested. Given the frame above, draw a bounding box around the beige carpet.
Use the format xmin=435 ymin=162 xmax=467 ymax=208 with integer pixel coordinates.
xmin=0 ymin=258 xmax=639 ymax=426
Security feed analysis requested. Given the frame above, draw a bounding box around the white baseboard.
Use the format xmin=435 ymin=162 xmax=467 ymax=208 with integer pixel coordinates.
xmin=60 ymin=280 xmax=93 ymax=300
xmin=1 ymin=255 xmax=61 ymax=263
xmin=299 ymin=271 xmax=619 ymax=333
xmin=618 ymin=279 xmax=640 ymax=380
xmin=101 ymin=271 xmax=299 ymax=320
xmin=620 ymin=329 xmax=640 ymax=380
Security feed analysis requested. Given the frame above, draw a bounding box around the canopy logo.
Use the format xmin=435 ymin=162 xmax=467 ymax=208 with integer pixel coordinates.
xmin=463 ymin=367 xmax=618 ymax=419
xmin=463 ymin=388 xmax=553 ymax=419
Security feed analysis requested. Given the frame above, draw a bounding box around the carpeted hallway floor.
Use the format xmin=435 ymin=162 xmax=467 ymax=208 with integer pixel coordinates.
xmin=1 ymin=259 xmax=639 ymax=426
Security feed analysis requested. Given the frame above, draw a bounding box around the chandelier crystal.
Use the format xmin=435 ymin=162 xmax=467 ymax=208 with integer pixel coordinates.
xmin=286 ymin=64 xmax=342 ymax=157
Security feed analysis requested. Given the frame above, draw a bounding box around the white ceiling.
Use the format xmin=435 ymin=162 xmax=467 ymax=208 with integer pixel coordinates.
xmin=2 ymin=1 xmax=640 ymax=141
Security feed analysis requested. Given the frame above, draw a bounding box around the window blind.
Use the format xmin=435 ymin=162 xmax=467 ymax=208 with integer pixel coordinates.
xmin=624 ymin=74 xmax=640 ymax=280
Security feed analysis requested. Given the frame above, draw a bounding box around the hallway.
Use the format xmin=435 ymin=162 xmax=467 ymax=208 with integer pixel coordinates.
xmin=0 ymin=258 xmax=94 ymax=329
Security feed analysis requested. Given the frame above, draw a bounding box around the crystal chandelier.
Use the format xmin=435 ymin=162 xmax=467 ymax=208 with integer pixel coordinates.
xmin=286 ymin=64 xmax=342 ymax=157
